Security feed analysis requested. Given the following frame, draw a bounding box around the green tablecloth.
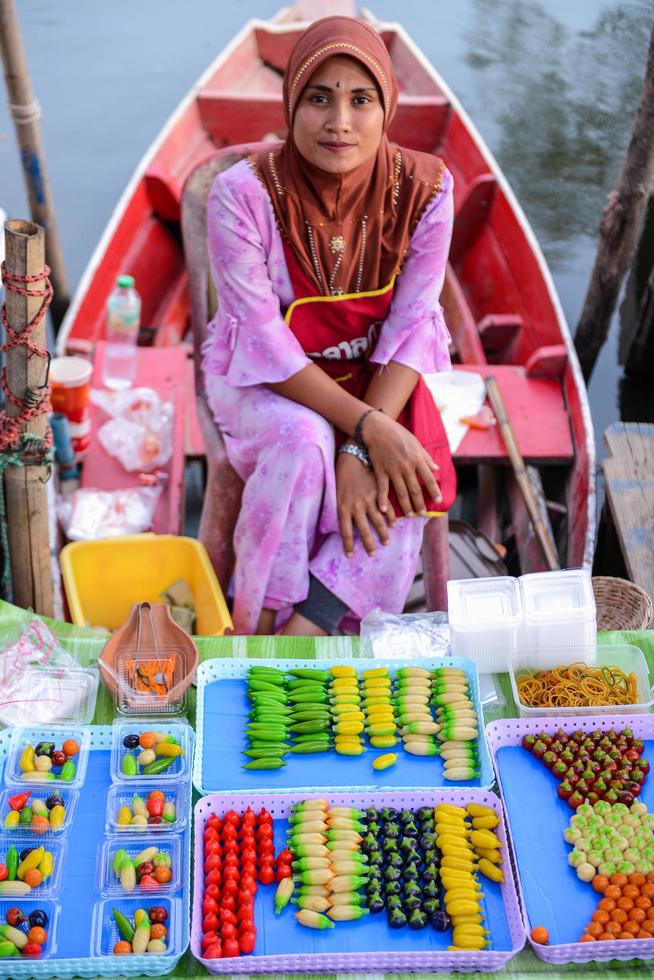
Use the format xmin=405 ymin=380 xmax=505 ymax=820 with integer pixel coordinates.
xmin=2 ymin=599 xmax=653 ymax=979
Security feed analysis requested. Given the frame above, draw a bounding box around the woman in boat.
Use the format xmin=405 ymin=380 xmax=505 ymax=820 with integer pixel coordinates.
xmin=203 ymin=15 xmax=455 ymax=635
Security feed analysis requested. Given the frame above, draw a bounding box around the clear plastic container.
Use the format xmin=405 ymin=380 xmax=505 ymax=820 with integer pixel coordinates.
xmin=91 ymin=896 xmax=180 ymax=957
xmin=110 ymin=720 xmax=192 ymax=783
xmin=0 ymin=899 xmax=59 ymax=957
xmin=509 ymin=643 xmax=652 ymax=717
xmin=520 ymin=569 xmax=596 ymax=654
xmin=6 ymin=726 xmax=90 ymax=790
xmin=447 ymin=576 xmax=523 ymax=673
xmin=0 ymin=786 xmax=78 ymax=836
xmin=97 ymin=834 xmax=182 ymax=898
xmin=112 ymin=646 xmax=190 ymax=717
xmin=105 ymin=782 xmax=188 ymax=835
xmin=0 ymin=834 xmax=66 ymax=899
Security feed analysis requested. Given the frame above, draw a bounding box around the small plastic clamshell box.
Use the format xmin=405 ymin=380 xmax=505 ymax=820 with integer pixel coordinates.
xmin=97 ymin=833 xmax=183 ymax=898
xmin=112 ymin=646 xmax=190 ymax=718
xmin=6 ymin=727 xmax=90 ymax=791
xmin=110 ymin=720 xmax=192 ymax=783
xmin=0 ymin=785 xmax=78 ymax=836
xmin=0 ymin=899 xmax=60 ymax=959
xmin=105 ymin=781 xmax=188 ymax=835
xmin=520 ymin=569 xmax=596 ymax=657
xmin=0 ymin=833 xmax=67 ymax=900
xmin=447 ymin=577 xmax=522 ymax=673
xmin=91 ymin=896 xmax=182 ymax=958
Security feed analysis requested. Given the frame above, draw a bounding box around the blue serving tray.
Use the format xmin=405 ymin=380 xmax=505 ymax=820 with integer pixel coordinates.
xmin=193 ymin=656 xmax=493 ymax=796
xmin=0 ymin=726 xmax=191 ymax=979
xmin=495 ymin=730 xmax=654 ymax=945
xmin=192 ymin=789 xmax=526 ymax=974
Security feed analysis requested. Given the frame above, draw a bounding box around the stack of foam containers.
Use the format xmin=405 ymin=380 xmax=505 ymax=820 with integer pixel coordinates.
xmin=520 ymin=569 xmax=596 ymax=665
xmin=447 ymin=569 xmax=597 ymax=674
xmin=447 ymin=576 xmax=523 ymax=673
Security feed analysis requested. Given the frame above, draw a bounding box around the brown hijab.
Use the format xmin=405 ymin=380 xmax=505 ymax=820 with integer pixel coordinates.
xmin=251 ymin=16 xmax=446 ymax=297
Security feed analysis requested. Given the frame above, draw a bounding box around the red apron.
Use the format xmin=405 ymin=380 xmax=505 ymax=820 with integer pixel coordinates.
xmin=283 ymin=244 xmax=456 ymax=516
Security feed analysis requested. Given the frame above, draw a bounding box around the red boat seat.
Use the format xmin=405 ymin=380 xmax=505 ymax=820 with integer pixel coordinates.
xmin=453 ymin=364 xmax=574 ymax=464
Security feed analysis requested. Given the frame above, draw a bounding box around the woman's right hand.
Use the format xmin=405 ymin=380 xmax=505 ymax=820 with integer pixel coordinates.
xmin=361 ymin=410 xmax=441 ymax=517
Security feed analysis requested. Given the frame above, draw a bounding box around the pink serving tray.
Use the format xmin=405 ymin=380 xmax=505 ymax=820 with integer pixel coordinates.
xmin=486 ymin=713 xmax=654 ymax=965
xmin=191 ymin=789 xmax=526 ymax=974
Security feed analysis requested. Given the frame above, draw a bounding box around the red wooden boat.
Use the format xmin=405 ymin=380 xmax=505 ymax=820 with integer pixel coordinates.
xmin=56 ymin=5 xmax=595 ymax=578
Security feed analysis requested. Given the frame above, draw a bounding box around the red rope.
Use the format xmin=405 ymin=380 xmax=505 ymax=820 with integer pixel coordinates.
xmin=0 ymin=262 xmax=53 ymax=455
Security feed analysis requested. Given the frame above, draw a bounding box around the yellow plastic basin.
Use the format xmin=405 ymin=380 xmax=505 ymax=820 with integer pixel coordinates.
xmin=60 ymin=533 xmax=232 ymax=635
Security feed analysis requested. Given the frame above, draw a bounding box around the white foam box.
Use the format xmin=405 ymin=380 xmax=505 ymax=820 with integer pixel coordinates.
xmin=447 ymin=576 xmax=522 ymax=674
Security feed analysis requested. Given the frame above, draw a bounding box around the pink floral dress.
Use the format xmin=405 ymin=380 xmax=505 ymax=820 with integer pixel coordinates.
xmin=203 ymin=159 xmax=453 ymax=634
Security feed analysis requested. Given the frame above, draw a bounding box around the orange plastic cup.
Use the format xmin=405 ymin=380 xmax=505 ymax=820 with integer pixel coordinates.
xmin=50 ymin=356 xmax=93 ymax=457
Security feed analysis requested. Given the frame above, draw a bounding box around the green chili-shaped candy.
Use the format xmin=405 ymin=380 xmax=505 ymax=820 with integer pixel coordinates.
xmin=289 ymin=669 xmax=330 ymax=682
xmin=6 ymin=847 xmax=18 ymax=881
xmin=289 ymin=709 xmax=331 ymax=722
xmin=121 ymin=753 xmax=138 ymax=777
xmin=60 ymin=759 xmax=76 ymax=782
xmin=112 ymin=908 xmax=135 ymax=943
xmin=112 ymin=848 xmax=131 ymax=874
xmin=244 ymin=747 xmax=289 ymax=759
xmin=142 ymin=757 xmax=175 ymax=776
xmin=288 ymin=743 xmax=332 ymax=754
xmin=289 ymin=720 xmax=330 ymax=734
xmin=293 ymin=732 xmax=331 ymax=744
xmin=243 ymin=758 xmax=285 ymax=770
xmin=287 ymin=691 xmax=329 ymax=704
xmin=247 ymin=679 xmax=285 ymax=694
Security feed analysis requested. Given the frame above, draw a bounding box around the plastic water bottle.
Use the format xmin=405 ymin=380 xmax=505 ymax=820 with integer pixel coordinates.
xmin=103 ymin=274 xmax=141 ymax=389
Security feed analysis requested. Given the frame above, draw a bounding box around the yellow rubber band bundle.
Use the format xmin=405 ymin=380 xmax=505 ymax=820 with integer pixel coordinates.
xmin=516 ymin=662 xmax=639 ymax=708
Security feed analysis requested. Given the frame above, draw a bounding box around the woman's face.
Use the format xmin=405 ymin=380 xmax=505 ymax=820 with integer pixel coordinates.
xmin=293 ymin=55 xmax=385 ymax=174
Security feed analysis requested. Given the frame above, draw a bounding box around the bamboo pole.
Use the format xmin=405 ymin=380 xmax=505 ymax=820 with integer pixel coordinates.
xmin=0 ymin=0 xmax=69 ymax=331
xmin=3 ymin=219 xmax=54 ymax=615
xmin=574 ymin=21 xmax=654 ymax=383
xmin=485 ymin=376 xmax=560 ymax=571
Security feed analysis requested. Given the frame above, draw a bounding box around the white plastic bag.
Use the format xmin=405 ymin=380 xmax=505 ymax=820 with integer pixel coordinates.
xmin=57 ymin=486 xmax=162 ymax=540
xmin=359 ymin=607 xmax=450 ymax=659
xmin=91 ymin=387 xmax=173 ymax=471
xmin=0 ymin=619 xmax=99 ymax=726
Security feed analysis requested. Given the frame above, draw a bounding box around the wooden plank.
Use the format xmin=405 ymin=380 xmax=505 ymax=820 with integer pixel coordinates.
xmin=505 ymin=464 xmax=559 ymax=573
xmin=454 ymin=364 xmax=574 ymax=464
xmin=83 ymin=344 xmax=186 ymax=535
xmin=603 ymin=422 xmax=654 ymax=600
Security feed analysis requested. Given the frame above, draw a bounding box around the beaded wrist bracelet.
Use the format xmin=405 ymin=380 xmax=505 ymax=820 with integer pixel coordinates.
xmin=354 ymin=407 xmax=383 ymax=449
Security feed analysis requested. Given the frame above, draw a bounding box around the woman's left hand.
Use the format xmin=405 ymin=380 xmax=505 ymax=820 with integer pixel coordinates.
xmin=336 ymin=452 xmax=394 ymax=558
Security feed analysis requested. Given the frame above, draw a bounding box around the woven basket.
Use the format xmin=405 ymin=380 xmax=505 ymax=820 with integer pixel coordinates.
xmin=592 ymin=576 xmax=653 ymax=630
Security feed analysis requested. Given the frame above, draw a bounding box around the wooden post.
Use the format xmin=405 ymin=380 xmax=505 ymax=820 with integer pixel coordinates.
xmin=574 ymin=21 xmax=654 ymax=382
xmin=3 ymin=219 xmax=54 ymax=615
xmin=624 ymin=262 xmax=654 ymax=378
xmin=0 ymin=0 xmax=69 ymax=331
